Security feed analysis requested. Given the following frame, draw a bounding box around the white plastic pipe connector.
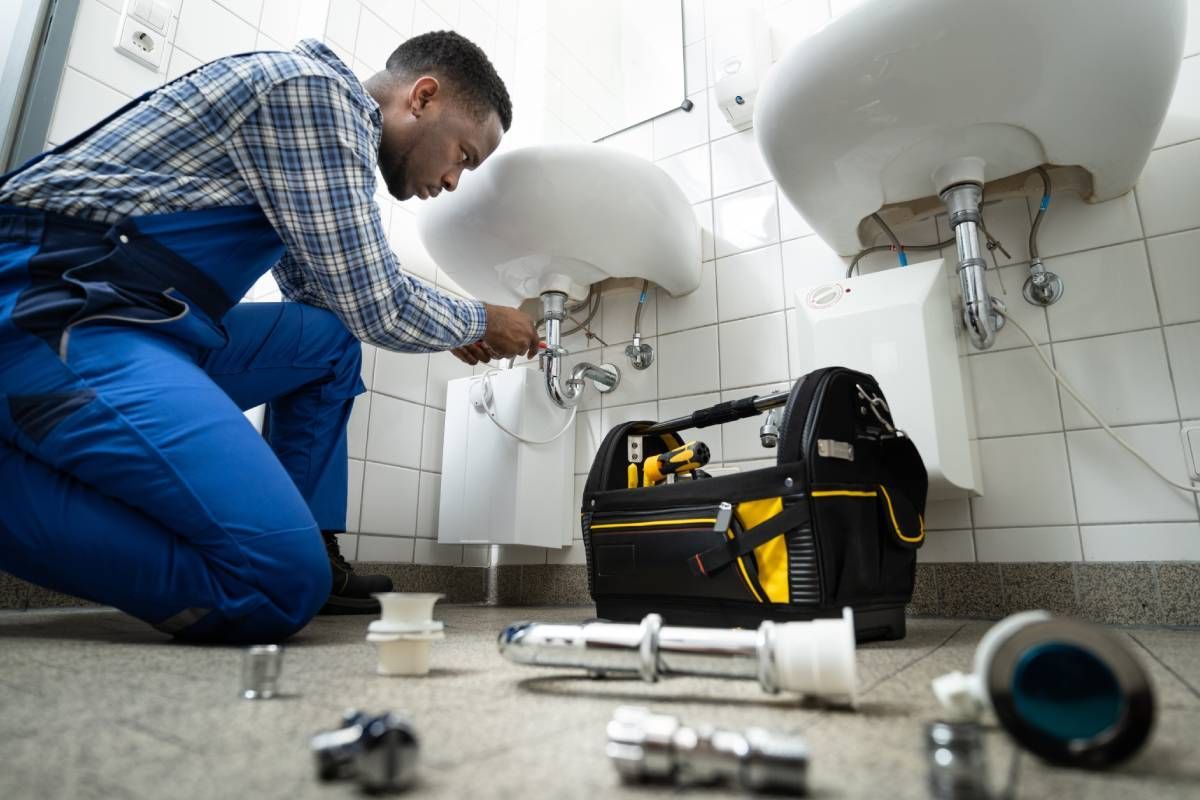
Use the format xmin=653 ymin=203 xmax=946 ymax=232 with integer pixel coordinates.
xmin=366 ymin=593 xmax=445 ymax=677
xmin=771 ymin=608 xmax=857 ymax=702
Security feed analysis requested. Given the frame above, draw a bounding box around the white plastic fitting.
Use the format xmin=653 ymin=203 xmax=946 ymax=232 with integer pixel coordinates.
xmin=772 ymin=608 xmax=858 ymax=703
xmin=366 ymin=593 xmax=445 ymax=677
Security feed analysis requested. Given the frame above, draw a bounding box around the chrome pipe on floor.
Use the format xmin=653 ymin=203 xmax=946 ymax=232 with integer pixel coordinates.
xmin=497 ymin=611 xmax=858 ymax=703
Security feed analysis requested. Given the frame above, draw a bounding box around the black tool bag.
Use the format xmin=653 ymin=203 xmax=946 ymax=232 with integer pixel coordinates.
xmin=581 ymin=367 xmax=928 ymax=641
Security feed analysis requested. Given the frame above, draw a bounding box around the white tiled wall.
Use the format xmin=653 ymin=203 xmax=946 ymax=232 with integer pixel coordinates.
xmin=43 ymin=0 xmax=1200 ymax=567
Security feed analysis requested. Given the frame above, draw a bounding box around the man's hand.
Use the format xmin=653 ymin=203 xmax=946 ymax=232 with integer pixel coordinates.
xmin=451 ymin=303 xmax=539 ymax=365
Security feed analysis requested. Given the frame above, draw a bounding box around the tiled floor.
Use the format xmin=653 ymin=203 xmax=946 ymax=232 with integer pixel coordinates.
xmin=0 ymin=606 xmax=1198 ymax=799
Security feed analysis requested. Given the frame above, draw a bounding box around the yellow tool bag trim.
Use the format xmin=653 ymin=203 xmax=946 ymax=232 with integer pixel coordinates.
xmin=878 ymin=484 xmax=926 ymax=545
xmin=725 ymin=498 xmax=784 ymax=603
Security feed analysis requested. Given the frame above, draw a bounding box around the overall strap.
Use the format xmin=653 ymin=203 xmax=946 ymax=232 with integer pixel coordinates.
xmin=689 ymin=502 xmax=811 ymax=577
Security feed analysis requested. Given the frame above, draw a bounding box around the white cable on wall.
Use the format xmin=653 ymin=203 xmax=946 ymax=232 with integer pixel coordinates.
xmin=477 ymin=369 xmax=577 ymax=445
xmin=994 ymin=307 xmax=1200 ymax=496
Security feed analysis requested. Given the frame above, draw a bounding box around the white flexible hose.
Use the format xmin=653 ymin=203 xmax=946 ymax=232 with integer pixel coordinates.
xmin=994 ymin=307 xmax=1200 ymax=495
xmin=477 ymin=369 xmax=577 ymax=444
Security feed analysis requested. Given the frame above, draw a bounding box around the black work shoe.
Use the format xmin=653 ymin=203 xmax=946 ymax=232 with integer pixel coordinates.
xmin=318 ymin=531 xmax=394 ymax=615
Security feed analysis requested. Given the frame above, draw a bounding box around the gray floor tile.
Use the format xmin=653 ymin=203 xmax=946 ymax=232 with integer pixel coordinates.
xmin=1 ymin=605 xmax=1198 ymax=799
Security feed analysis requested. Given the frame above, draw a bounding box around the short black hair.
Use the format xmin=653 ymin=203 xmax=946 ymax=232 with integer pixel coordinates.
xmin=386 ymin=31 xmax=512 ymax=131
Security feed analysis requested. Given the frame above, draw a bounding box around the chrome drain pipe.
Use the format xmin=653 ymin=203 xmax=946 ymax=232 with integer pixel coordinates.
xmin=497 ymin=611 xmax=857 ymax=703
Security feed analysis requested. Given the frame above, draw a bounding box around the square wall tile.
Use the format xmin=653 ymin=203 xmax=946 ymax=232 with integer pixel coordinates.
xmin=657 ymin=326 xmax=720 ymax=397
xmin=574 ymin=409 xmax=603 ymax=474
xmin=413 ymin=539 xmax=464 ymax=566
xmin=324 ymin=0 xmax=360 ymax=49
xmin=572 ymin=475 xmax=587 ymax=538
xmin=463 ymin=544 xmax=492 ymax=567
xmin=1081 ymin=522 xmax=1200 ymax=560
xmin=719 ymin=382 xmax=791 ymax=462
xmin=602 ymin=338 xmax=658 ymax=406
xmin=973 ymin=526 xmax=1083 ymax=562
xmin=1028 ymin=191 xmax=1142 ymax=259
xmin=425 ymin=351 xmax=472 ymax=409
xmin=967 ymin=347 xmax=1062 ymax=437
xmin=347 ymin=393 xmax=371 ymax=459
xmin=918 ymin=530 xmax=975 ymax=563
xmin=365 ymin=394 xmax=424 ymax=468
xmin=715 ymin=245 xmax=784 ymax=322
xmin=653 ymin=92 xmax=708 ymax=159
xmin=970 ymin=434 xmax=1076 ymax=527
xmin=420 ymin=407 xmax=445 ymax=471
xmin=602 ymin=401 xmax=660 ymax=435
xmin=658 ymin=392 xmax=725 ymax=465
xmin=781 ymin=236 xmax=849 ymax=307
xmin=683 ymin=0 xmax=704 ymax=44
xmin=355 ymin=7 xmax=405 ymax=71
xmin=1068 ymin=423 xmax=1200 ymax=523
xmin=714 ymin=183 xmax=779 ymax=258
xmin=416 ymin=471 xmax=440 ymax=539
xmin=359 ymin=462 xmax=420 ymax=536
xmin=655 ymin=145 xmax=711 ymax=203
xmin=924 ymin=495 xmax=972 ymax=530
xmin=659 ymin=261 xmax=717 ymax=333
xmin=1156 ymin=55 xmax=1200 ymax=148
xmin=1136 ymin=138 xmax=1200 ymax=237
xmin=175 ymin=0 xmax=257 ymax=63
xmin=603 ymin=123 xmax=653 ymax=161
xmin=49 ymin=69 xmax=128 ymax=145
xmin=494 ymin=544 xmax=548 ymax=566
xmin=711 ymin=130 xmax=772 ymax=197
xmin=778 ymin=195 xmax=814 ymax=241
xmin=346 ymin=458 xmax=365 ymax=533
xmin=373 ymin=349 xmax=429 ymax=403
xmin=1043 ymin=242 xmax=1159 ymax=340
xmin=1147 ymin=228 xmax=1200 ymax=324
xmin=718 ymin=313 xmax=789 ymax=389
xmin=1166 ymin=322 xmax=1200 ymax=418
xmin=356 ymin=535 xmax=415 ymax=563
xmin=1053 ymin=330 xmax=1176 ymax=429
xmin=685 ymin=41 xmax=706 ymax=93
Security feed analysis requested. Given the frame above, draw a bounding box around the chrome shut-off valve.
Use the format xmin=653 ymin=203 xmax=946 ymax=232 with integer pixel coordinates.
xmin=607 ymin=706 xmax=809 ymax=794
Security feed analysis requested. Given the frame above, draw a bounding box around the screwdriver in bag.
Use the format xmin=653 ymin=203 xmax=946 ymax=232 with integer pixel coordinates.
xmin=642 ymin=441 xmax=711 ymax=486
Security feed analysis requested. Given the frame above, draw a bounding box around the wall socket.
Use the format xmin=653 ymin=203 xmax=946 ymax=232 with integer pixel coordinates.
xmin=113 ymin=0 xmax=172 ymax=71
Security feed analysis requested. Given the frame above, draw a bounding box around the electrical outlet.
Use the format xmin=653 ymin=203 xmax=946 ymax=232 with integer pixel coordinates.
xmin=113 ymin=0 xmax=170 ymax=71
xmin=1183 ymin=424 xmax=1200 ymax=482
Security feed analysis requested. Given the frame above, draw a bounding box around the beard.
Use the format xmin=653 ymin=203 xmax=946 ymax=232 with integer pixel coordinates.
xmin=380 ymin=149 xmax=410 ymax=199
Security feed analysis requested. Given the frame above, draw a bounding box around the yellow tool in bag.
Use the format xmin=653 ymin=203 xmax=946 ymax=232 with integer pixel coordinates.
xmin=581 ymin=366 xmax=927 ymax=642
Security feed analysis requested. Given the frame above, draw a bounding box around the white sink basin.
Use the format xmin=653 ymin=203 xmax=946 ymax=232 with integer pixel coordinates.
xmin=754 ymin=0 xmax=1186 ymax=256
xmin=417 ymin=143 xmax=701 ymax=306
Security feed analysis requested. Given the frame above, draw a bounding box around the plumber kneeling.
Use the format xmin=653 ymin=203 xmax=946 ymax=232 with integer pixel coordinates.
xmin=0 ymin=32 xmax=537 ymax=642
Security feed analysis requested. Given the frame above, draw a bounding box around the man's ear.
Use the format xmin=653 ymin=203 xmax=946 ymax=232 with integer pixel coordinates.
xmin=408 ymin=75 xmax=441 ymax=117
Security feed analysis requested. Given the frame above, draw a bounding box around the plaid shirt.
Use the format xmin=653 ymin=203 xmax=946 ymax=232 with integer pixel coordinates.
xmin=0 ymin=39 xmax=487 ymax=353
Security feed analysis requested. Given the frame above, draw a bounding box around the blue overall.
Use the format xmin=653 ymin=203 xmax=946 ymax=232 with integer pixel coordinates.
xmin=0 ymin=81 xmax=364 ymax=642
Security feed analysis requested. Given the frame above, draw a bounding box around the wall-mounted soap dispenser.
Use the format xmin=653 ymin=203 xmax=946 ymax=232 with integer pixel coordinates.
xmin=711 ymin=7 xmax=772 ymax=131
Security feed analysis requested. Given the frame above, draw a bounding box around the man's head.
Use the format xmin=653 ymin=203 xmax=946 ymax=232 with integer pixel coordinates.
xmin=365 ymin=31 xmax=511 ymax=201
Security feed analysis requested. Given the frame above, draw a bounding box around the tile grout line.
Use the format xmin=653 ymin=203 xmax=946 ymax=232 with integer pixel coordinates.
xmin=1126 ymin=632 xmax=1200 ymax=700
xmin=858 ymin=623 xmax=967 ymax=697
